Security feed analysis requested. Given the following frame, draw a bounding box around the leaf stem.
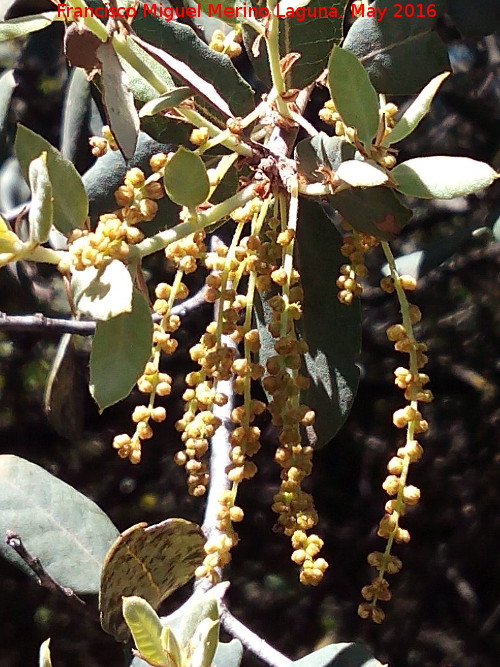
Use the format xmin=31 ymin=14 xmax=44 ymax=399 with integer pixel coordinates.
xmin=132 ymin=183 xmax=259 ymax=259
xmin=265 ymin=0 xmax=290 ymax=118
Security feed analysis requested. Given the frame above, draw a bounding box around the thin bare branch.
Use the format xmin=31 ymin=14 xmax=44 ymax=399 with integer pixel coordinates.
xmin=220 ymin=602 xmax=292 ymax=667
xmin=5 ymin=531 xmax=87 ymax=609
xmin=0 ymin=287 xmax=207 ymax=336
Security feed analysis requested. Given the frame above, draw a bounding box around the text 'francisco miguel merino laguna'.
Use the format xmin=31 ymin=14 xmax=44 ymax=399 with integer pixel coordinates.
xmin=56 ymin=2 xmax=386 ymax=23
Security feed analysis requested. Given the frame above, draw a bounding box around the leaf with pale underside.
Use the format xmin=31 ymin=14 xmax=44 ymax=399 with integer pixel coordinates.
xmin=71 ymin=259 xmax=133 ymax=322
xmin=0 ymin=454 xmax=118 ymax=594
xmin=0 ymin=12 xmax=56 ymax=42
xmin=99 ymin=519 xmax=205 ymax=642
xmin=328 ymin=46 xmax=380 ymax=148
xmin=122 ymin=597 xmax=168 ymax=667
xmin=383 ymin=72 xmax=450 ymax=146
xmin=97 ymin=41 xmax=139 ymax=161
xmin=176 ymin=585 xmax=223 ymax=650
xmin=190 ymin=618 xmax=219 ymax=667
xmin=161 ymin=626 xmax=182 ymax=667
xmin=392 ymin=156 xmax=498 ymax=199
xmin=336 ymin=160 xmax=388 ymax=188
xmin=90 ymin=289 xmax=153 ymax=411
xmin=292 ymin=641 xmax=383 ymax=666
xmin=28 ymin=152 xmax=53 ymax=244
xmin=131 ymin=33 xmax=234 ymax=120
xmin=88 ymin=0 xmax=254 ymax=122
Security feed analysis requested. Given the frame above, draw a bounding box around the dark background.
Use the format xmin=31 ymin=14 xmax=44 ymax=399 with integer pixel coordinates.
xmin=0 ymin=3 xmax=499 ymax=666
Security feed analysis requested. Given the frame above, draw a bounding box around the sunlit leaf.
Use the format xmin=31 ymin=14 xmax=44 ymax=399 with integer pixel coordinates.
xmin=392 ymin=156 xmax=498 ymax=199
xmin=84 ymin=0 xmax=254 ymax=122
xmin=132 ymin=34 xmax=234 ymax=120
xmin=328 ymin=46 xmax=380 ymax=147
xmin=176 ymin=586 xmax=222 ymax=650
xmin=122 ymin=597 xmax=168 ymax=667
xmin=189 ymin=618 xmax=219 ymax=667
xmin=28 ymin=152 xmax=53 ymax=244
xmin=71 ymin=259 xmax=133 ymax=321
xmin=213 ymin=639 xmax=243 ymax=667
xmin=383 ymin=72 xmax=450 ymax=146
xmin=99 ymin=519 xmax=205 ymax=642
xmin=0 ymin=215 xmax=26 ymax=266
xmin=161 ymin=626 xmax=182 ymax=667
xmin=0 ymin=69 xmax=16 ymax=139
xmin=163 ymin=147 xmax=210 ymax=208
xmin=336 ymin=160 xmax=388 ymax=188
xmin=39 ymin=638 xmax=52 ymax=667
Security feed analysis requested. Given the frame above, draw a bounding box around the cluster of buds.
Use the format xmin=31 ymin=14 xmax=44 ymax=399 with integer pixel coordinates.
xmin=165 ymin=231 xmax=207 ymax=276
xmin=114 ymin=167 xmax=164 ymax=225
xmin=88 ymin=125 xmax=118 ymax=157
xmin=195 ymin=492 xmax=239 ymax=584
xmin=230 ymin=198 xmax=262 ymax=224
xmin=112 ymin=231 xmax=207 ymax=465
xmin=190 ymin=127 xmax=209 ymax=147
xmin=195 ymin=225 xmax=277 ymax=584
xmin=208 ymin=28 xmax=242 ymax=59
xmin=290 ymin=531 xmax=329 ymax=586
xmin=174 ymin=403 xmax=221 ymax=496
xmin=175 ymin=327 xmax=233 ymax=496
xmin=336 ymin=224 xmax=379 ymax=304
xmin=112 ymin=363 xmax=172 ymax=464
xmin=318 ymin=99 xmax=352 ymax=139
xmin=260 ymin=247 xmax=327 ymax=583
xmin=68 ymin=212 xmax=143 ymax=271
xmin=360 ymin=264 xmax=433 ymax=621
xmin=382 ymin=102 xmax=399 ymax=135
xmin=195 ymin=381 xmax=262 ymax=584
xmin=373 ymin=102 xmax=399 ymax=169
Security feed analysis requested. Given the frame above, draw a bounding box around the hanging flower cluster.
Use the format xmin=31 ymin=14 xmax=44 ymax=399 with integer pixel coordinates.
xmin=359 ymin=248 xmax=433 ymax=623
